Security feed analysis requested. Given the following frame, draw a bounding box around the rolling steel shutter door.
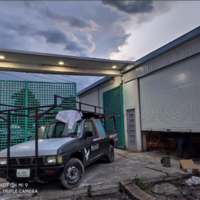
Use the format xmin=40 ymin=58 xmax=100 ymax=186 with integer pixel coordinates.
xmin=139 ymin=53 xmax=200 ymax=132
xmin=103 ymin=84 xmax=125 ymax=148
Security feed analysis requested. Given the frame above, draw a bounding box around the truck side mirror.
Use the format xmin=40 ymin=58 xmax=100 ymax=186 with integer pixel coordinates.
xmin=85 ymin=131 xmax=93 ymax=138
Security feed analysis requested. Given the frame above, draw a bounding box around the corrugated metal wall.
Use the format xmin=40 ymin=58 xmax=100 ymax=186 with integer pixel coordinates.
xmin=124 ymin=36 xmax=200 ymax=83
xmin=139 ymin=53 xmax=200 ymax=132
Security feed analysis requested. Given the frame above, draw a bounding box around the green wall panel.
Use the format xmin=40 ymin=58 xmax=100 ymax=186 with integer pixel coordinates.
xmin=103 ymin=84 xmax=125 ymax=148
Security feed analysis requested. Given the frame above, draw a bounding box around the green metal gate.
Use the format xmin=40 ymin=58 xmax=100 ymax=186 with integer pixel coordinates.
xmin=103 ymin=84 xmax=125 ymax=148
xmin=0 ymin=80 xmax=76 ymax=150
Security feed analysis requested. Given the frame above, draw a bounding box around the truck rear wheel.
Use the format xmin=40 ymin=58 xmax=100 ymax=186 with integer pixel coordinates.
xmin=105 ymin=145 xmax=114 ymax=163
xmin=59 ymin=158 xmax=84 ymax=189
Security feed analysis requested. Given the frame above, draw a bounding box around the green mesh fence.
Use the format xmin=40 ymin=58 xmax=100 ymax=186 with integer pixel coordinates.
xmin=0 ymin=80 xmax=76 ymax=150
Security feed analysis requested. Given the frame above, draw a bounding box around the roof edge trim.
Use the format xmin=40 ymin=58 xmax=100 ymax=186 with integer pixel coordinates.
xmin=122 ymin=26 xmax=200 ymax=74
xmin=77 ymin=77 xmax=110 ymax=96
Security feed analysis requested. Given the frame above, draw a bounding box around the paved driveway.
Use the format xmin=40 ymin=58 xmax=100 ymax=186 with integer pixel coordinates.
xmin=1 ymin=149 xmax=199 ymax=199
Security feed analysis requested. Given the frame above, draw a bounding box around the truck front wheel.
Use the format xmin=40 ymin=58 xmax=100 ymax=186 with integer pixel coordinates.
xmin=105 ymin=145 xmax=114 ymax=163
xmin=59 ymin=158 xmax=84 ymax=189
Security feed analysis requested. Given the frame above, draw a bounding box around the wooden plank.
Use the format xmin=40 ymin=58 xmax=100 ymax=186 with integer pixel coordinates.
xmin=120 ymin=179 xmax=133 ymax=186
xmin=119 ymin=180 xmax=156 ymax=200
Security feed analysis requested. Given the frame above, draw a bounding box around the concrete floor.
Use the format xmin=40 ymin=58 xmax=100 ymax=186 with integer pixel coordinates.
xmin=1 ymin=149 xmax=200 ymax=200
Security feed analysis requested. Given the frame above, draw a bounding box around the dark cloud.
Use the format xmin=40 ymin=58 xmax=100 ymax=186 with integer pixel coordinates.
xmin=65 ymin=42 xmax=87 ymax=52
xmin=0 ymin=1 xmax=133 ymax=58
xmin=43 ymin=7 xmax=98 ymax=30
xmin=0 ymin=20 xmax=35 ymax=35
xmin=102 ymin=1 xmax=154 ymax=14
xmin=108 ymin=32 xmax=131 ymax=54
xmin=37 ymin=30 xmax=88 ymax=52
xmin=73 ymin=32 xmax=95 ymax=52
xmin=102 ymin=1 xmax=173 ymax=31
xmin=0 ymin=2 xmax=96 ymax=55
xmin=37 ymin=30 xmax=67 ymax=44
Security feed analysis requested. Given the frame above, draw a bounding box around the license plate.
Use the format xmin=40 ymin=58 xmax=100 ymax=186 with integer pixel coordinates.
xmin=16 ymin=169 xmax=30 ymax=177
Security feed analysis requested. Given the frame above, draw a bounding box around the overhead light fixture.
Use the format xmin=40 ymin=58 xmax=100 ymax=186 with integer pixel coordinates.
xmin=59 ymin=61 xmax=64 ymax=65
xmin=0 ymin=56 xmax=5 ymax=59
xmin=112 ymin=65 xmax=117 ymax=69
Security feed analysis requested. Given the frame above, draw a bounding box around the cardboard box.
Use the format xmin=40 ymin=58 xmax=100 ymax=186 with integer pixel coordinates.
xmin=180 ymin=160 xmax=198 ymax=174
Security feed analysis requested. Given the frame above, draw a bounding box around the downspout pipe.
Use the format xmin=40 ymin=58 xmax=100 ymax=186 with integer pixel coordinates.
xmin=137 ymin=78 xmax=144 ymax=151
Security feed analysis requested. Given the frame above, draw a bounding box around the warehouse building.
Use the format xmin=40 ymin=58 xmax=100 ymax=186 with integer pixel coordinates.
xmin=78 ymin=26 xmax=200 ymax=152
xmin=1 ymin=26 xmax=200 ymax=153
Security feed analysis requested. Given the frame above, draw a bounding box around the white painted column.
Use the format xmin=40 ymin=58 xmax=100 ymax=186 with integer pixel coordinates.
xmin=123 ymin=79 xmax=142 ymax=151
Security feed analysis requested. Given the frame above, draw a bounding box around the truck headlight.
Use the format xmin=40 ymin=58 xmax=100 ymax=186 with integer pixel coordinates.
xmin=47 ymin=156 xmax=56 ymax=164
xmin=0 ymin=158 xmax=7 ymax=165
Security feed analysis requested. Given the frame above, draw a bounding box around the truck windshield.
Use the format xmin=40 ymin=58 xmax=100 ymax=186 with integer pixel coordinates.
xmin=30 ymin=121 xmax=83 ymax=140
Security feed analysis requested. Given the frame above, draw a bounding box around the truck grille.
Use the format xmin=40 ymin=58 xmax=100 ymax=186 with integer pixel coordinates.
xmin=10 ymin=158 xmax=18 ymax=166
xmin=9 ymin=157 xmax=44 ymax=166
xmin=19 ymin=158 xmax=31 ymax=165
xmin=32 ymin=158 xmax=44 ymax=165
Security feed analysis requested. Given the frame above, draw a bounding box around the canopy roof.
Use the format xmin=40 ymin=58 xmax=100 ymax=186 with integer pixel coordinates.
xmin=0 ymin=49 xmax=132 ymax=76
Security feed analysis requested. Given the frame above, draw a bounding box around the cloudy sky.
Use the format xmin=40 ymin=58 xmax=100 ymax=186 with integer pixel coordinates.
xmin=0 ymin=1 xmax=200 ymax=92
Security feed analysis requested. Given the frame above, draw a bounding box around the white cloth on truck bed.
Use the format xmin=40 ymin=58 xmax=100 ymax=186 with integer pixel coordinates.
xmin=56 ymin=110 xmax=82 ymax=129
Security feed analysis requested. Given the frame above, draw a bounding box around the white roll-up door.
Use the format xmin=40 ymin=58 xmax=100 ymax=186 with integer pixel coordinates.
xmin=139 ymin=53 xmax=200 ymax=132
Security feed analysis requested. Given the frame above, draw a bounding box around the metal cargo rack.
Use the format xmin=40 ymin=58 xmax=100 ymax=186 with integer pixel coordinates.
xmin=0 ymin=95 xmax=116 ymax=181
